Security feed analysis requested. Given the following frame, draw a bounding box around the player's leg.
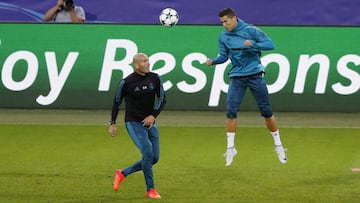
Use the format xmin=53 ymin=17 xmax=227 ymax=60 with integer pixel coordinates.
xmin=124 ymin=122 xmax=156 ymax=191
xmin=148 ymin=123 xmax=160 ymax=165
xmin=248 ymin=75 xmax=287 ymax=163
xmin=224 ymin=77 xmax=246 ymax=166
xmin=248 ymin=76 xmax=282 ymax=144
xmin=113 ymin=122 xmax=142 ymax=191
xmin=113 ymin=121 xmax=157 ymax=193
xmin=265 ymin=115 xmax=278 ymax=133
xmin=145 ymin=124 xmax=161 ymax=199
xmin=124 ymin=122 xmax=160 ymax=198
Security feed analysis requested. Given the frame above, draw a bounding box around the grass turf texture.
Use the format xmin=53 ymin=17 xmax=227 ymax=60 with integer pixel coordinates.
xmin=0 ymin=124 xmax=359 ymax=202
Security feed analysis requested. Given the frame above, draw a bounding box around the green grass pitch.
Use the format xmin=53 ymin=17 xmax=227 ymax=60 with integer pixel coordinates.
xmin=0 ymin=123 xmax=359 ymax=202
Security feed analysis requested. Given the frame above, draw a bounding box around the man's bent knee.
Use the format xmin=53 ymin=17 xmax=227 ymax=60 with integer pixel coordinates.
xmin=261 ymin=111 xmax=273 ymax=118
xmin=259 ymin=105 xmax=273 ymax=118
xmin=226 ymin=109 xmax=238 ymax=119
xmin=152 ymin=156 xmax=159 ymax=165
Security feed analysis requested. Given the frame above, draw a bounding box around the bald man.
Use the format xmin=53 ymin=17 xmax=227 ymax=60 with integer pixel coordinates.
xmin=108 ymin=53 xmax=166 ymax=199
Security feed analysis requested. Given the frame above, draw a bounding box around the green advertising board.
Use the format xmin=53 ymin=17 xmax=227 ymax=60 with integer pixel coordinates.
xmin=0 ymin=23 xmax=359 ymax=112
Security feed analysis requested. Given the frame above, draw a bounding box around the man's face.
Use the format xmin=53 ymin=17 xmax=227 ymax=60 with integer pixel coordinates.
xmin=220 ymin=15 xmax=238 ymax=32
xmin=134 ymin=54 xmax=150 ymax=75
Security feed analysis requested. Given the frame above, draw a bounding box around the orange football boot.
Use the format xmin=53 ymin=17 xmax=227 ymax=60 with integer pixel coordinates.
xmin=146 ymin=189 xmax=161 ymax=199
xmin=113 ymin=169 xmax=125 ymax=191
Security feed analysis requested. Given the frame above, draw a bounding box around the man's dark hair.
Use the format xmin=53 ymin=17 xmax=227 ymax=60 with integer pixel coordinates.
xmin=218 ymin=8 xmax=237 ymax=18
xmin=64 ymin=0 xmax=74 ymax=8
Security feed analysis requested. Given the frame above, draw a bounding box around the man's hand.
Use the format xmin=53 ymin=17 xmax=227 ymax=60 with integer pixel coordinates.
xmin=57 ymin=0 xmax=64 ymax=7
xmin=142 ymin=115 xmax=155 ymax=129
xmin=244 ymin=40 xmax=252 ymax=47
xmin=206 ymin=58 xmax=213 ymax=66
xmin=109 ymin=124 xmax=117 ymax=137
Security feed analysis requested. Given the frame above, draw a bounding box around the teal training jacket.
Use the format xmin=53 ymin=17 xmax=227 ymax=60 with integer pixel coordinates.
xmin=212 ymin=18 xmax=275 ymax=77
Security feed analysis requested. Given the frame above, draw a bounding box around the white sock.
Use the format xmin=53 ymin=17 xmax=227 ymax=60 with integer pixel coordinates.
xmin=271 ymin=130 xmax=282 ymax=146
xmin=226 ymin=132 xmax=235 ymax=148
